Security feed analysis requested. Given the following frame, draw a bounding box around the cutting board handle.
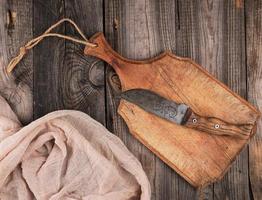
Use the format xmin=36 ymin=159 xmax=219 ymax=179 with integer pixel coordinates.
xmin=84 ymin=32 xmax=124 ymax=75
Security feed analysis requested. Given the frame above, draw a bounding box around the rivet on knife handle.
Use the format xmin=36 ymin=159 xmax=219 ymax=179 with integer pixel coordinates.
xmin=182 ymin=110 xmax=253 ymax=139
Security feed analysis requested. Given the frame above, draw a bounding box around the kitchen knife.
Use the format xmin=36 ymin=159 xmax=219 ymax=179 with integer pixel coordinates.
xmin=121 ymin=89 xmax=253 ymax=139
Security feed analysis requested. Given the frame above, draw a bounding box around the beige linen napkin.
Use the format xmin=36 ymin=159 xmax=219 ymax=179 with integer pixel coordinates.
xmin=0 ymin=95 xmax=150 ymax=200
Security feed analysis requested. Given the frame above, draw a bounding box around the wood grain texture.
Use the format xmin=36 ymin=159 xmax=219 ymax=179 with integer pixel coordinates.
xmin=208 ymin=1 xmax=250 ymax=199
xmin=246 ymin=0 xmax=262 ymax=200
xmin=33 ymin=0 xmax=65 ymax=118
xmin=0 ymin=0 xmax=33 ymax=124
xmin=156 ymin=1 xmax=197 ymax=199
xmin=174 ymin=1 xmax=251 ymax=199
xmin=33 ymin=0 xmax=105 ymax=124
xmin=64 ymin=0 xmax=105 ymax=124
xmin=85 ymin=31 xmax=259 ymax=187
xmin=185 ymin=111 xmax=253 ymax=139
xmin=104 ymin=1 xmax=159 ymax=199
xmin=0 ymin=0 xmax=260 ymax=199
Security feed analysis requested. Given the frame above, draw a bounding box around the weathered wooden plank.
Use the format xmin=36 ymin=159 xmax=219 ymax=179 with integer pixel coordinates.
xmin=64 ymin=0 xmax=105 ymax=124
xmin=158 ymin=0 xmax=249 ymax=199
xmin=161 ymin=0 xmax=199 ymax=199
xmin=175 ymin=0 xmax=250 ymax=199
xmin=33 ymin=0 xmax=105 ymax=123
xmin=0 ymin=0 xmax=33 ymax=124
xmin=246 ymin=1 xmax=262 ymax=200
xmin=154 ymin=1 xmax=183 ymax=199
xmin=33 ymin=0 xmax=65 ymax=119
xmin=189 ymin=1 xmax=219 ymax=198
xmin=104 ymin=1 xmax=161 ymax=199
xmin=174 ymin=0 xmax=248 ymax=199
xmin=211 ymin=1 xmax=249 ymax=199
xmin=174 ymin=0 xmax=249 ymax=199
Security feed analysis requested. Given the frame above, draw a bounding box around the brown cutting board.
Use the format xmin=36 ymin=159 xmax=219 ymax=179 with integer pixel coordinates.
xmin=84 ymin=32 xmax=260 ymax=187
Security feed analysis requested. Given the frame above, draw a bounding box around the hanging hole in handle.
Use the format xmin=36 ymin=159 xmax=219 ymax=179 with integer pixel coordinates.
xmin=192 ymin=118 xmax=197 ymax=124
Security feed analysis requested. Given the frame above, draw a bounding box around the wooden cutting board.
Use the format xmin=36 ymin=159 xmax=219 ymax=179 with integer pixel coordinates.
xmin=84 ymin=32 xmax=260 ymax=187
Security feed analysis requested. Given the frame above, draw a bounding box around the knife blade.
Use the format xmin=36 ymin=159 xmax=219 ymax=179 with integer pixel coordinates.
xmin=121 ymin=89 xmax=252 ymax=139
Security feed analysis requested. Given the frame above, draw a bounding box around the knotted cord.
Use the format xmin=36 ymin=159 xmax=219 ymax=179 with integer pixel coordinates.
xmin=6 ymin=18 xmax=97 ymax=73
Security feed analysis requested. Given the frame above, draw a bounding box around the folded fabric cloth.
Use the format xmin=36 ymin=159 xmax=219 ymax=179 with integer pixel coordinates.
xmin=0 ymin=95 xmax=150 ymax=200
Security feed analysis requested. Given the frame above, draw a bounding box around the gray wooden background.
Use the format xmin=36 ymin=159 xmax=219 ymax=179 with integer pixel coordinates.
xmin=0 ymin=0 xmax=261 ymax=199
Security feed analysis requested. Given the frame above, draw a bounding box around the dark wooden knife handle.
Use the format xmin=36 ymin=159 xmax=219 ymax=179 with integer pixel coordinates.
xmin=184 ymin=112 xmax=253 ymax=139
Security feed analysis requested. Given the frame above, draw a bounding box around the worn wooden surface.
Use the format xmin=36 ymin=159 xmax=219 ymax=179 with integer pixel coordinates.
xmin=0 ymin=0 xmax=33 ymax=124
xmin=0 ymin=0 xmax=261 ymax=199
xmin=246 ymin=1 xmax=262 ymax=200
